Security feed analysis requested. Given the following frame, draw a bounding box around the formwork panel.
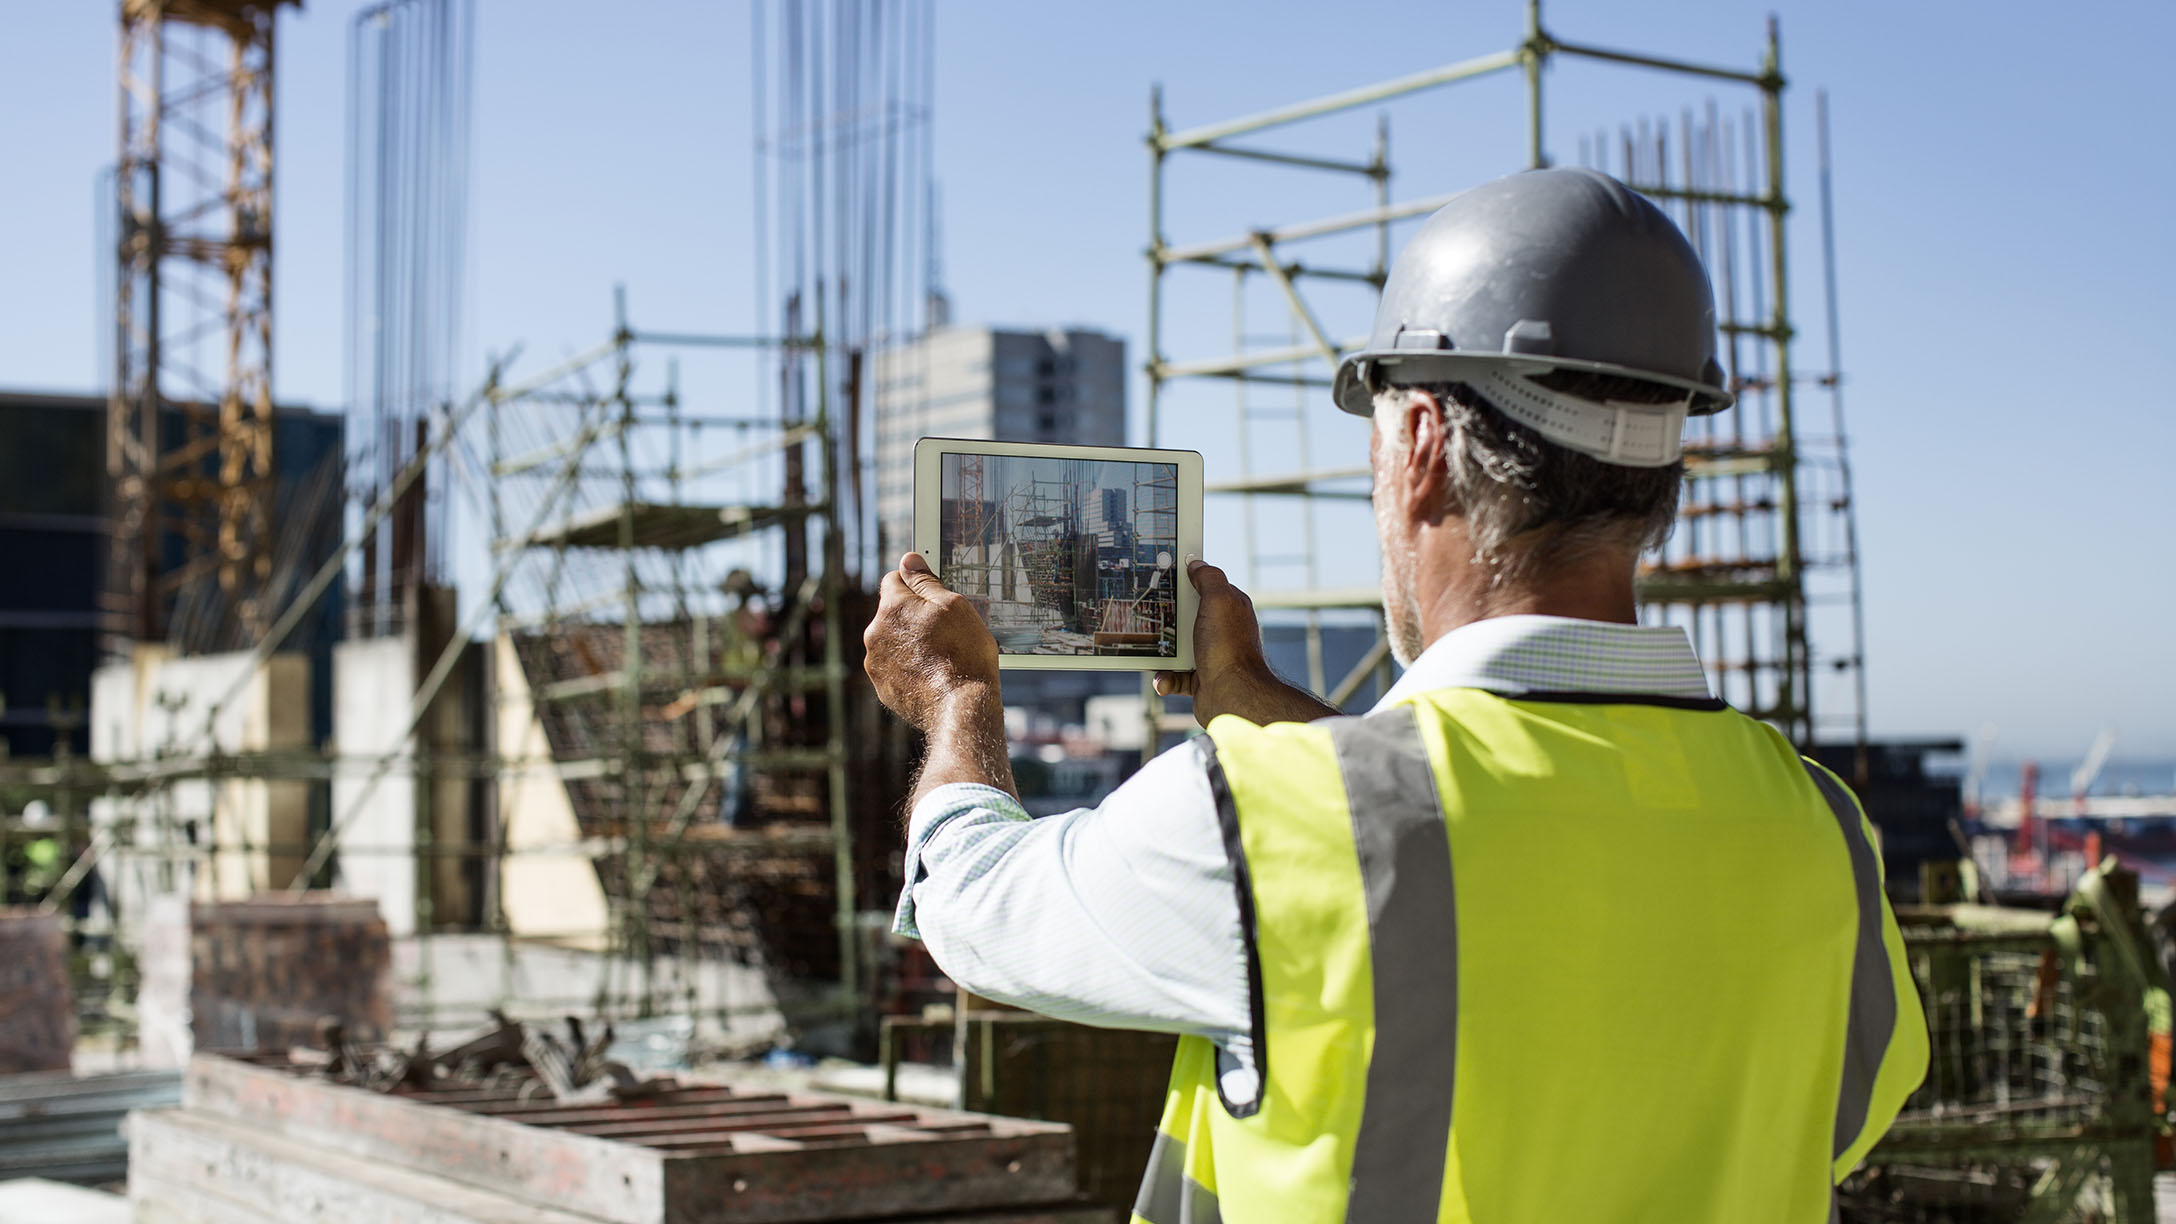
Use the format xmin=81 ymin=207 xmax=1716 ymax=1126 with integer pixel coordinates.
xmin=178 ymin=1052 xmax=1082 ymax=1223
xmin=129 ymin=1106 xmax=605 ymax=1224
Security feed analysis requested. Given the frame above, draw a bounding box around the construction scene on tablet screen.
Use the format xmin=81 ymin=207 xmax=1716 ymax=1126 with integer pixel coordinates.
xmin=939 ymin=454 xmax=1180 ymax=657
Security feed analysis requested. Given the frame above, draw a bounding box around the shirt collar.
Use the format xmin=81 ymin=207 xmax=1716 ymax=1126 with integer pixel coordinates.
xmin=1372 ymin=614 xmax=1713 ymax=711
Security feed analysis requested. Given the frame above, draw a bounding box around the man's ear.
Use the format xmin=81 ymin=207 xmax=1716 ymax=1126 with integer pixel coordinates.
xmin=1398 ymin=389 xmax=1450 ymax=525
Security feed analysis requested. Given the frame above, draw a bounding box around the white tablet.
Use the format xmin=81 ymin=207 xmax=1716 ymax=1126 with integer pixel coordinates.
xmin=912 ymin=437 xmax=1203 ymax=671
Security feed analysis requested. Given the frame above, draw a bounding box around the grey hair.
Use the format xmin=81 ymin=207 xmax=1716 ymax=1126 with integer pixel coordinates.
xmin=1372 ymin=371 xmax=1685 ymax=584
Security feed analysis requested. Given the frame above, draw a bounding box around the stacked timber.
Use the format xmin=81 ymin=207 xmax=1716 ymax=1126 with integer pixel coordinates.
xmin=138 ymin=895 xmax=392 ymax=1066
xmin=0 ymin=909 xmax=74 ymax=1074
xmin=130 ymin=1051 xmax=1111 ymax=1223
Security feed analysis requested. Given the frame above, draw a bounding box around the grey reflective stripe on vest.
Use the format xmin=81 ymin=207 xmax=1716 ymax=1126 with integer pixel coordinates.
xmin=1330 ymin=707 xmax=1457 ymax=1222
xmin=1135 ymin=1130 xmax=1223 ymax=1224
xmin=1804 ymin=761 xmax=1896 ymax=1162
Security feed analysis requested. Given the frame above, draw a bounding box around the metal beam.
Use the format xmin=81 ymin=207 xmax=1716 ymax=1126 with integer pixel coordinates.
xmin=1153 ymin=337 xmax=1367 ymax=382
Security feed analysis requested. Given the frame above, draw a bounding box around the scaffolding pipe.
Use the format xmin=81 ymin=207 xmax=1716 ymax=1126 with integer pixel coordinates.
xmin=1159 ymin=192 xmax=1465 ymax=265
xmin=1186 ymin=142 xmax=1381 ymax=177
xmin=1549 ymin=36 xmax=1772 ymax=88
xmin=1247 ymin=234 xmax=1345 ymax=375
xmin=1157 ymin=47 xmax=1523 ymax=151
xmin=1153 ymin=338 xmax=1368 ymax=381
xmin=287 ymin=397 xmax=614 ymax=890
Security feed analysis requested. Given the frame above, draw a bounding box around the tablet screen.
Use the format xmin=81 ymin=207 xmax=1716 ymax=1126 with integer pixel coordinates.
xmin=938 ymin=451 xmax=1181 ymax=658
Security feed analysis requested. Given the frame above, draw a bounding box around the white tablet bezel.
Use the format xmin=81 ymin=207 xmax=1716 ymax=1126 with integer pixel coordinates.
xmin=911 ymin=437 xmax=1202 ymax=672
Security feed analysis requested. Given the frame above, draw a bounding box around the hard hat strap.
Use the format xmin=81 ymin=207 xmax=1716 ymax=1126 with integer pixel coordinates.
xmin=1465 ymin=369 xmax=1691 ymax=468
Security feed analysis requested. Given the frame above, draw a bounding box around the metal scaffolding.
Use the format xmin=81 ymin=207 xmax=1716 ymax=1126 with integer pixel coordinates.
xmin=480 ymin=289 xmax=866 ymax=1021
xmin=2 ymin=292 xmax=892 ymax=1047
xmin=0 ymin=0 xmax=938 ymax=1066
xmin=1141 ymin=0 xmax=1868 ymax=752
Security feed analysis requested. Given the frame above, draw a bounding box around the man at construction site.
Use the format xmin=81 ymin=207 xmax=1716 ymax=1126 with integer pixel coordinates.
xmin=864 ymin=166 xmax=1927 ymax=1223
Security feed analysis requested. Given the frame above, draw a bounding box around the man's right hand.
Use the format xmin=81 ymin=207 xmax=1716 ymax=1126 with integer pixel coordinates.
xmin=1155 ymin=559 xmax=1341 ymax=727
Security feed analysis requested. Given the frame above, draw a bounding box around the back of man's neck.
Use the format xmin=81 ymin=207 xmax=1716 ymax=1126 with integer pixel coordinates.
xmin=1422 ymin=571 xmax=1640 ymax=643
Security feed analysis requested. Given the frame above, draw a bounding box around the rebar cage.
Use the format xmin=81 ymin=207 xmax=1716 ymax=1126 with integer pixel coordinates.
xmin=1846 ymin=868 xmax=2168 ymax=1223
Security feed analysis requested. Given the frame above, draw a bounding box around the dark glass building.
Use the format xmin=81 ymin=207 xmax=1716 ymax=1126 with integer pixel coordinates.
xmin=0 ymin=390 xmax=345 ymax=759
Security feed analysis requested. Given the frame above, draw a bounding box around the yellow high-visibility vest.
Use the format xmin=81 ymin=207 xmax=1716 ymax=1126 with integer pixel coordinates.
xmin=1132 ymin=687 xmax=1927 ymax=1224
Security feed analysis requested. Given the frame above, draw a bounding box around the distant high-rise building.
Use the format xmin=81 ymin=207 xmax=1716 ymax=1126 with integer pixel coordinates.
xmin=1083 ymin=486 xmax=1132 ymax=551
xmin=873 ymin=326 xmax=1125 ymax=562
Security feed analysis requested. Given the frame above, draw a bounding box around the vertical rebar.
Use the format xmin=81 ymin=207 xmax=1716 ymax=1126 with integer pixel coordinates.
xmin=1140 ymin=84 xmax=1167 ymax=759
xmin=1524 ymin=0 xmax=1547 ymax=169
xmin=612 ymin=286 xmax=651 ymax=1017
xmin=815 ymin=288 xmax=860 ymax=1022
xmin=1759 ymin=18 xmax=1806 ymax=745
xmin=1815 ymin=89 xmax=1869 ymax=759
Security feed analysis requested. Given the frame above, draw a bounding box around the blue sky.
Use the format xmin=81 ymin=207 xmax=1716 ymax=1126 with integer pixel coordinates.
xmin=3 ymin=1 xmax=2171 ymax=759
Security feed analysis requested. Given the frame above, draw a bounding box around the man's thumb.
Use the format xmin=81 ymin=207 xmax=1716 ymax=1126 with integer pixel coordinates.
xmin=900 ymin=552 xmax=948 ymax=599
xmin=1187 ymin=557 xmax=1228 ymax=595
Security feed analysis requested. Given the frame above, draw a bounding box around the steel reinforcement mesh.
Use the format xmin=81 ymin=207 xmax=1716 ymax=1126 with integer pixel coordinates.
xmin=1839 ymin=933 xmax=2147 ymax=1224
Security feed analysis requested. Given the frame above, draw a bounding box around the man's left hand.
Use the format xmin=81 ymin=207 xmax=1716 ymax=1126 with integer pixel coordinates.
xmin=863 ymin=552 xmax=1001 ymax=732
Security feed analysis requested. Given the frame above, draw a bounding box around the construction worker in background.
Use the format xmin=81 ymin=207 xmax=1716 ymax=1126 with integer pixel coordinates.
xmin=864 ymin=167 xmax=1927 ymax=1222
xmin=5 ymin=800 xmax=62 ymax=905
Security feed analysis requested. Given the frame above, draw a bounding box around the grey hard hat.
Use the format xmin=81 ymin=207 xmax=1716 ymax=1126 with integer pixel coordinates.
xmin=1331 ymin=167 xmax=1733 ymax=418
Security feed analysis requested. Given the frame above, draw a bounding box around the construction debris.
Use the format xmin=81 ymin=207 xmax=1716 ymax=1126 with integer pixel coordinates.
xmin=292 ymin=1012 xmax=668 ymax=1106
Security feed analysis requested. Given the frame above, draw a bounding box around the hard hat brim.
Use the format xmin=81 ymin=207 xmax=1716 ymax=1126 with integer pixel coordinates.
xmin=1333 ymin=350 xmax=1735 ymax=419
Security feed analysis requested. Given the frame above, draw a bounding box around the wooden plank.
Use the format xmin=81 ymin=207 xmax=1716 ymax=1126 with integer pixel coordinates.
xmin=566 ymin=1109 xmax=863 ymax=1139
xmin=130 ymin=1171 xmax=292 ymax=1224
xmin=127 ymin=1107 xmax=609 ymax=1224
xmin=133 ymin=1167 xmax=1117 ymax=1224
xmin=458 ymin=1087 xmax=779 ymax=1115
xmin=658 ymin=1132 xmax=1081 ymax=1223
xmin=880 ymin=1207 xmax=1114 ymax=1224
xmin=464 ymin=1095 xmax=813 ymax=1126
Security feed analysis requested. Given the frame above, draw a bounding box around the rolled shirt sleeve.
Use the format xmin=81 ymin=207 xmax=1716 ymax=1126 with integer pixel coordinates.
xmin=893 ymin=738 xmax=1255 ymax=1067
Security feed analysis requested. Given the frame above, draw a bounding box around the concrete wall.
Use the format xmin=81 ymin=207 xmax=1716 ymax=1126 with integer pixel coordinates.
xmin=89 ymin=644 xmax=311 ymax=909
xmin=491 ymin=633 xmax=609 ymax=945
xmin=332 ymin=635 xmax=419 ymax=935
xmin=331 ymin=587 xmax=481 ymax=939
